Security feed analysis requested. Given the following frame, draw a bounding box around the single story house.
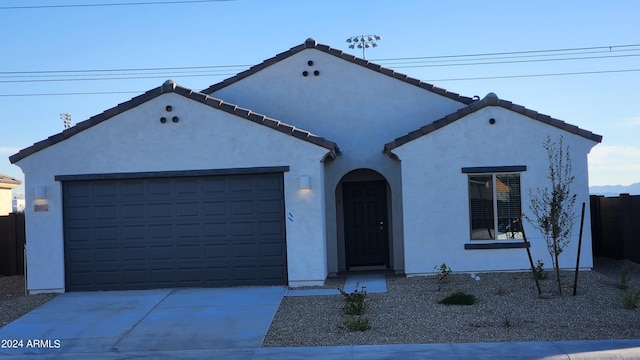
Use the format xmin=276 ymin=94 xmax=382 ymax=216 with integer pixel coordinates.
xmin=10 ymin=39 xmax=602 ymax=293
xmin=0 ymin=174 xmax=21 ymax=215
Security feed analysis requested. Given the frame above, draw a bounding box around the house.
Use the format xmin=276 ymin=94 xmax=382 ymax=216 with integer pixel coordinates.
xmin=9 ymin=39 xmax=602 ymax=293
xmin=0 ymin=174 xmax=21 ymax=215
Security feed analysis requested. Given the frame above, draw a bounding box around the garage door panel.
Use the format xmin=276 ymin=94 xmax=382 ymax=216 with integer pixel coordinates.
xmin=149 ymin=203 xmax=172 ymax=218
xmin=64 ymin=172 xmax=286 ymax=290
xmin=259 ymin=199 xmax=283 ymax=214
xmin=122 ymin=204 xmax=145 ymax=219
xmin=67 ymin=205 xmax=92 ymax=221
xmin=231 ymin=222 xmax=255 ymax=237
xmin=121 ymin=181 xmax=144 ymax=195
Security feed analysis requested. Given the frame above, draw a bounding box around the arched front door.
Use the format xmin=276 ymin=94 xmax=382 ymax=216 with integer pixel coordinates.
xmin=342 ymin=180 xmax=389 ymax=268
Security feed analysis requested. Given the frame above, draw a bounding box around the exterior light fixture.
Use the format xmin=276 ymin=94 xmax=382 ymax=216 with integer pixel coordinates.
xmin=34 ymin=186 xmax=49 ymax=212
xmin=35 ymin=186 xmax=47 ymax=200
xmin=298 ymin=175 xmax=311 ymax=190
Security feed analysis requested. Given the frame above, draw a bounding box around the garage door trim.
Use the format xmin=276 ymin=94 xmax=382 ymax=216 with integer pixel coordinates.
xmin=55 ymin=166 xmax=289 ymax=182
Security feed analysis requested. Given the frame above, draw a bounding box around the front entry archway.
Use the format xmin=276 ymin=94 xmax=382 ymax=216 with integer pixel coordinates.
xmin=342 ymin=180 xmax=389 ymax=268
xmin=337 ymin=169 xmax=392 ymax=271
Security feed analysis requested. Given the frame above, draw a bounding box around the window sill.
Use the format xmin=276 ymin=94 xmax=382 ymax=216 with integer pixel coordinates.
xmin=464 ymin=242 xmax=529 ymax=250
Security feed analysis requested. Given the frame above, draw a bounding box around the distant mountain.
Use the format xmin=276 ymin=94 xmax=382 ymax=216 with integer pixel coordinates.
xmin=590 ymin=182 xmax=640 ymax=196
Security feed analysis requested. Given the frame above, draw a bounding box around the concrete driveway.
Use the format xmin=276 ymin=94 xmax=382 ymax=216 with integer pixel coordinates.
xmin=0 ymin=286 xmax=285 ymax=358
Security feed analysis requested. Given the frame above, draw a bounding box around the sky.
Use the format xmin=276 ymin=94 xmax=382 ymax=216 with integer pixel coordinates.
xmin=1 ymin=0 xmax=639 ymax=195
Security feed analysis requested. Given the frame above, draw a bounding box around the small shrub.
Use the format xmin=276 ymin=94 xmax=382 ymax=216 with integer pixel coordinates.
xmin=343 ymin=316 xmax=371 ymax=331
xmin=434 ymin=263 xmax=452 ymax=283
xmin=618 ymin=266 xmax=631 ymax=290
xmin=621 ymin=288 xmax=640 ymax=310
xmin=438 ymin=291 xmax=476 ymax=305
xmin=535 ymin=259 xmax=548 ymax=280
xmin=343 ymin=300 xmax=366 ymax=315
xmin=340 ymin=287 xmax=367 ymax=304
xmin=502 ymin=316 xmax=512 ymax=328
xmin=339 ymin=282 xmax=368 ymax=315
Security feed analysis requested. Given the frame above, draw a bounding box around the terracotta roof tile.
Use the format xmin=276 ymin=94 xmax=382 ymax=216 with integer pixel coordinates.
xmin=201 ymin=38 xmax=474 ymax=105
xmin=9 ymin=80 xmax=338 ymax=164
xmin=384 ymin=92 xmax=603 ymax=153
xmin=0 ymin=174 xmax=21 ymax=186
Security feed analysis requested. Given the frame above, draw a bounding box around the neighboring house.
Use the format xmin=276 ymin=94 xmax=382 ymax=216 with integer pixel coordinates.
xmin=12 ymin=194 xmax=25 ymax=213
xmin=0 ymin=174 xmax=21 ymax=215
xmin=9 ymin=39 xmax=602 ymax=294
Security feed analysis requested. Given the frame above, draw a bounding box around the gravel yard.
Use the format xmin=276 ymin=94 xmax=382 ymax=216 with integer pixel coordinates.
xmin=263 ymin=257 xmax=640 ymax=347
xmin=1 ymin=257 xmax=639 ymax=347
xmin=0 ymin=276 xmax=57 ymax=329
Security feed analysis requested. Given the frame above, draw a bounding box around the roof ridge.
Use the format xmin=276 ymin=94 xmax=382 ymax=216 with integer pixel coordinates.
xmin=9 ymin=80 xmax=338 ymax=164
xmin=384 ymin=92 xmax=603 ymax=153
xmin=201 ymin=38 xmax=474 ymax=105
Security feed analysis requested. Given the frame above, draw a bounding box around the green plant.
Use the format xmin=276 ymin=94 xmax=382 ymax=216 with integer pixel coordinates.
xmin=438 ymin=291 xmax=476 ymax=305
xmin=526 ymin=136 xmax=577 ymax=296
xmin=340 ymin=284 xmax=367 ymax=304
xmin=343 ymin=316 xmax=371 ymax=331
xmin=621 ymin=288 xmax=640 ymax=309
xmin=343 ymin=300 xmax=367 ymax=315
xmin=434 ymin=263 xmax=452 ymax=283
xmin=534 ymin=259 xmax=549 ymax=280
xmin=502 ymin=316 xmax=512 ymax=328
xmin=339 ymin=282 xmax=368 ymax=315
xmin=618 ymin=266 xmax=631 ymax=290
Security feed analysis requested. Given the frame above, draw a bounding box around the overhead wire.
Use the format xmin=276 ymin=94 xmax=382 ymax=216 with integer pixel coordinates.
xmin=1 ymin=43 xmax=639 ymax=96
xmin=0 ymin=0 xmax=234 ymax=10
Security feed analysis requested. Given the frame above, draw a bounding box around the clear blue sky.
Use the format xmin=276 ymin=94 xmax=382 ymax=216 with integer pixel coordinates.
xmin=2 ymin=0 xmax=639 ymax=193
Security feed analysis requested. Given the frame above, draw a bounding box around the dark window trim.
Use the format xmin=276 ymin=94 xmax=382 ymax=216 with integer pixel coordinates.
xmin=461 ymin=165 xmax=526 ymax=174
xmin=464 ymin=242 xmax=529 ymax=250
xmin=55 ymin=166 xmax=290 ymax=181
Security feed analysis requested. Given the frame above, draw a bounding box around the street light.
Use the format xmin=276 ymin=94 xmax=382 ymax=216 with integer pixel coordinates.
xmin=346 ymin=35 xmax=381 ymax=59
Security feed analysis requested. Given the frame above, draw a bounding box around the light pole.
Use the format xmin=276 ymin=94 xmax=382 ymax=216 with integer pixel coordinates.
xmin=60 ymin=113 xmax=72 ymax=129
xmin=346 ymin=35 xmax=381 ymax=59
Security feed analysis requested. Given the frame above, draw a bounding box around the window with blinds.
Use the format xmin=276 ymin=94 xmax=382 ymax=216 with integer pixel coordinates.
xmin=468 ymin=173 xmax=522 ymax=240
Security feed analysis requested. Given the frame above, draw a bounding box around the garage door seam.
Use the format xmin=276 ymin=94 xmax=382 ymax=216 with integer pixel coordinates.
xmin=109 ymin=289 xmax=176 ymax=352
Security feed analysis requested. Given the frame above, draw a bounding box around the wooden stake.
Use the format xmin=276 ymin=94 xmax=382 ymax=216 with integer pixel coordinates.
xmin=573 ymin=202 xmax=586 ymax=296
xmin=520 ymin=217 xmax=542 ymax=295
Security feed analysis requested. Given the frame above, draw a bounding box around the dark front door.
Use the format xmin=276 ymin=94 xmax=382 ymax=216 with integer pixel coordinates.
xmin=343 ymin=181 xmax=389 ymax=268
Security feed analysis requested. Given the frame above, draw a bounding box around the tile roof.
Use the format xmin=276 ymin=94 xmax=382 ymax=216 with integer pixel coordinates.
xmin=201 ymin=38 xmax=475 ymax=105
xmin=384 ymin=92 xmax=603 ymax=153
xmin=0 ymin=174 xmax=21 ymax=186
xmin=9 ymin=80 xmax=339 ymax=164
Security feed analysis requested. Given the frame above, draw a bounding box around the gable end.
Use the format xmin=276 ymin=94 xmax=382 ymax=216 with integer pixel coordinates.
xmin=384 ymin=93 xmax=603 ymax=154
xmin=201 ymin=38 xmax=474 ymax=105
xmin=9 ymin=80 xmax=338 ymax=164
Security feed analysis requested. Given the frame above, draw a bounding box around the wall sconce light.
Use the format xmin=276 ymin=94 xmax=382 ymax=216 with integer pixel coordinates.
xmin=35 ymin=186 xmax=47 ymax=200
xmin=298 ymin=175 xmax=311 ymax=190
xmin=34 ymin=186 xmax=49 ymax=212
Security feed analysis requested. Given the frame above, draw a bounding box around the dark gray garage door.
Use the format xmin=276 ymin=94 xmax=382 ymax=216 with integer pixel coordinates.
xmin=62 ymin=171 xmax=287 ymax=291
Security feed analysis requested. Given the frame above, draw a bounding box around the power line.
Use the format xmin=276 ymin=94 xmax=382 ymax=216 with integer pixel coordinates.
xmin=0 ymin=91 xmax=144 ymax=97
xmin=390 ymin=53 xmax=640 ymax=69
xmin=1 ymin=43 xmax=639 ymax=96
xmin=0 ymin=0 xmax=233 ymax=10
xmin=0 ymin=64 xmax=250 ymax=75
xmin=0 ymin=72 xmax=239 ymax=84
xmin=425 ymin=68 xmax=640 ymax=82
xmin=372 ymin=44 xmax=640 ymax=61
xmin=2 ymin=68 xmax=639 ymax=97
xmin=3 ymin=44 xmax=638 ymax=77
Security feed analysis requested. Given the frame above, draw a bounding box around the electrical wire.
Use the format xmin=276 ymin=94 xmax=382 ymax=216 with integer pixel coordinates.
xmin=0 ymin=0 xmax=233 ymax=10
xmin=1 ymin=43 xmax=639 ymax=96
